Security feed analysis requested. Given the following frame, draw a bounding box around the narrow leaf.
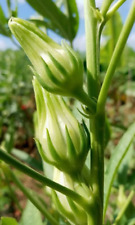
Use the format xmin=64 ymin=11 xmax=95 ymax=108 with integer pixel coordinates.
xmin=0 ymin=6 xmax=7 ymax=24
xmin=26 ymin=0 xmax=69 ymax=39
xmin=104 ymin=122 xmax=135 ymax=218
xmin=26 ymin=0 xmax=78 ymax=41
xmin=64 ymin=0 xmax=79 ymax=40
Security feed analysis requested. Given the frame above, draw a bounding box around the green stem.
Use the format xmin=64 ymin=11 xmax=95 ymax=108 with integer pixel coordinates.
xmin=106 ymin=0 xmax=126 ymax=21
xmin=84 ymin=0 xmax=100 ymax=99
xmin=90 ymin=113 xmax=105 ymax=225
xmin=0 ymin=150 xmax=88 ymax=211
xmin=97 ymin=1 xmax=135 ymax=114
xmin=84 ymin=1 xmax=104 ymax=224
xmin=99 ymin=0 xmax=126 ymax=39
xmin=100 ymin=0 xmax=114 ymax=17
xmin=113 ymin=191 xmax=134 ymax=225
xmin=9 ymin=170 xmax=58 ymax=225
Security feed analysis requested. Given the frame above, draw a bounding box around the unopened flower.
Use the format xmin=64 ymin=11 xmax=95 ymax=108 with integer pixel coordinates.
xmin=8 ymin=18 xmax=83 ymax=95
xmin=8 ymin=17 xmax=96 ymax=114
xmin=33 ymin=77 xmax=90 ymax=173
xmin=52 ymin=168 xmax=91 ymax=225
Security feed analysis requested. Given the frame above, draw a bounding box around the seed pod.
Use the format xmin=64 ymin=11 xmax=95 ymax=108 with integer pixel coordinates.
xmin=33 ymin=77 xmax=90 ymax=173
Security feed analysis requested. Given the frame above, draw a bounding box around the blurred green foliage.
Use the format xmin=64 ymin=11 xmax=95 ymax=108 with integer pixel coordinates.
xmin=0 ymin=49 xmax=34 ymax=152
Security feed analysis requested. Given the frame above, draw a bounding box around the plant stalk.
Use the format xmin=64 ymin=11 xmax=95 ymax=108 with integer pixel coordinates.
xmin=106 ymin=0 xmax=126 ymax=21
xmin=97 ymin=0 xmax=135 ymax=114
xmin=101 ymin=0 xmax=114 ymax=17
xmin=90 ymin=113 xmax=105 ymax=225
xmin=84 ymin=0 xmax=100 ymax=99
xmin=0 ymin=150 xmax=89 ymax=211
xmin=84 ymin=0 xmax=105 ymax=224
xmin=10 ymin=170 xmax=58 ymax=225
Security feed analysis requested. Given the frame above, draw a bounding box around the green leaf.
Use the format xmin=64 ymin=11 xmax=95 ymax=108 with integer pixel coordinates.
xmin=26 ymin=0 xmax=68 ymax=39
xmin=29 ymin=19 xmax=55 ymax=33
xmin=26 ymin=0 xmax=79 ymax=41
xmin=64 ymin=0 xmax=79 ymax=40
xmin=0 ymin=6 xmax=10 ymax=37
xmin=20 ymin=200 xmax=43 ymax=225
xmin=117 ymin=144 xmax=133 ymax=186
xmin=1 ymin=217 xmax=19 ymax=225
xmin=0 ymin=6 xmax=7 ymax=25
xmin=0 ymin=6 xmax=11 ymax=37
xmin=104 ymin=122 xmax=135 ymax=218
xmin=6 ymin=0 xmax=11 ymax=9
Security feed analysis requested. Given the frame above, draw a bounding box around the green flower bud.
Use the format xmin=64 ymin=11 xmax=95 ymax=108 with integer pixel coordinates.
xmin=8 ymin=17 xmax=96 ymax=114
xmin=33 ymin=78 xmax=90 ymax=173
xmin=8 ymin=17 xmax=83 ymax=96
xmin=52 ymin=168 xmax=91 ymax=225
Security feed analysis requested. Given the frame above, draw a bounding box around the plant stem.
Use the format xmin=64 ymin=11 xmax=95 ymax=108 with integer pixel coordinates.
xmin=84 ymin=0 xmax=100 ymax=99
xmin=84 ymin=0 xmax=105 ymax=224
xmin=97 ymin=0 xmax=135 ymax=114
xmin=99 ymin=0 xmax=126 ymax=39
xmin=106 ymin=0 xmax=126 ymax=21
xmin=9 ymin=170 xmax=58 ymax=225
xmin=90 ymin=113 xmax=105 ymax=225
xmin=112 ymin=191 xmax=134 ymax=225
xmin=100 ymin=0 xmax=114 ymax=17
xmin=0 ymin=150 xmax=88 ymax=211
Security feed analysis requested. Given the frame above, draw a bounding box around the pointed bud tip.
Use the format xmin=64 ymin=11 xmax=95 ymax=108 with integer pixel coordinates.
xmin=8 ymin=17 xmax=22 ymax=32
xmin=8 ymin=17 xmax=17 ymax=27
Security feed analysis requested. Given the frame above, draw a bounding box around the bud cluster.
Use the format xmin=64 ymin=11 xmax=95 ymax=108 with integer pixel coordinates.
xmin=9 ymin=18 xmax=93 ymax=224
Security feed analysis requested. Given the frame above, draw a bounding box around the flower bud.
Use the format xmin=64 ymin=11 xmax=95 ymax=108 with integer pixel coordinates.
xmin=8 ymin=17 xmax=83 ymax=96
xmin=33 ymin=77 xmax=90 ymax=173
xmin=52 ymin=168 xmax=91 ymax=225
